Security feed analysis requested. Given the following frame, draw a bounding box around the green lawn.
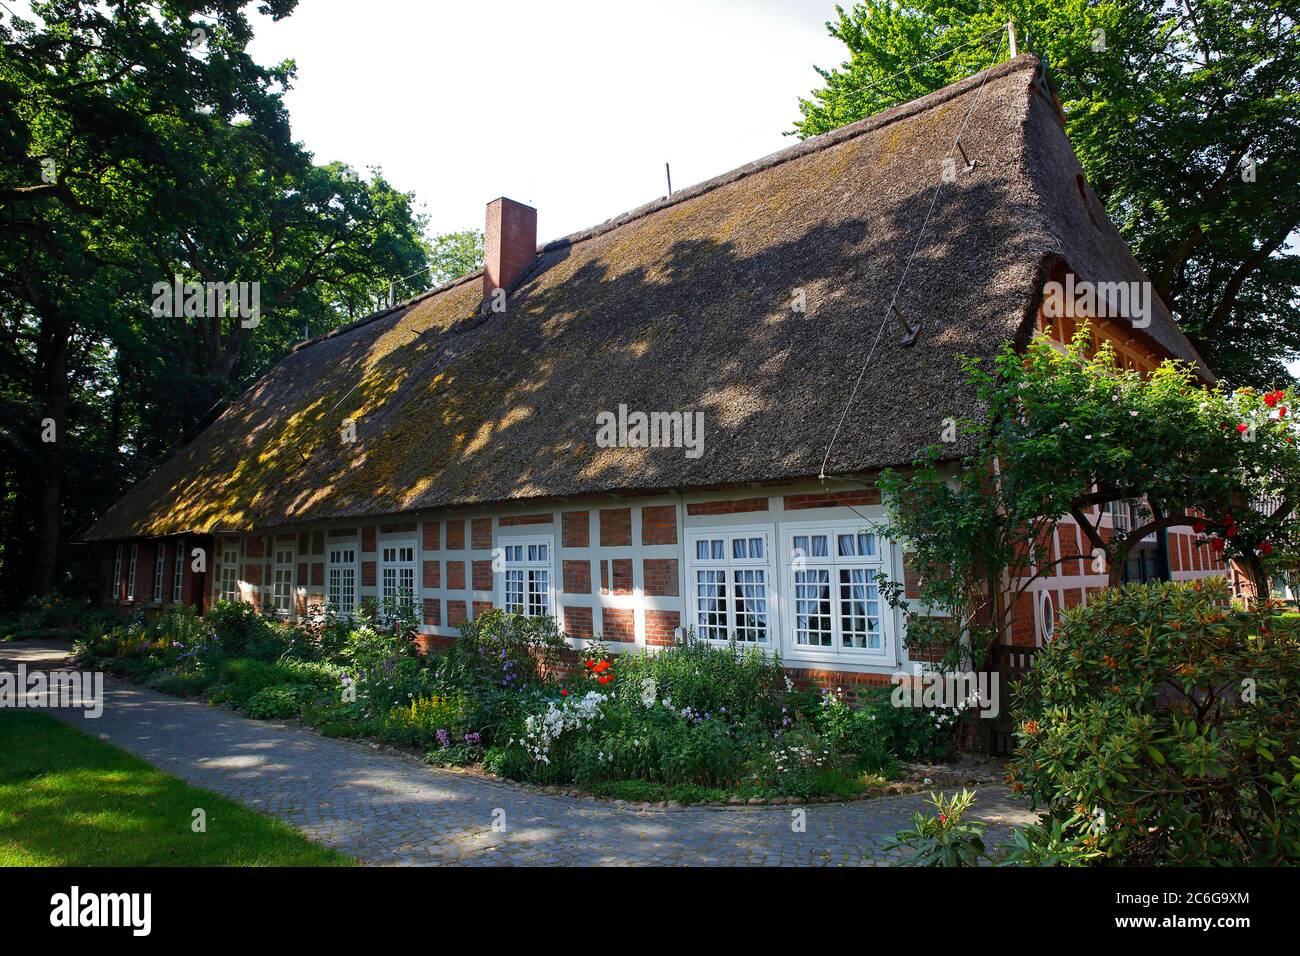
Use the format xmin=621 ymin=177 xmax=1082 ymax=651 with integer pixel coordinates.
xmin=0 ymin=710 xmax=353 ymax=866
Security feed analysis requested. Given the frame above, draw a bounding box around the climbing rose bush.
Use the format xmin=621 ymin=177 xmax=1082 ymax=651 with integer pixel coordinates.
xmin=1008 ymin=579 xmax=1300 ymax=865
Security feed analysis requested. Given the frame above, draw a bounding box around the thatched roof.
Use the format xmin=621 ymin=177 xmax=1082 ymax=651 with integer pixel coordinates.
xmin=85 ymin=54 xmax=1209 ymax=541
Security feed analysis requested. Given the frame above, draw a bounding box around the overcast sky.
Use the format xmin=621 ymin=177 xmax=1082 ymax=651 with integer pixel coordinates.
xmin=246 ymin=0 xmax=845 ymax=243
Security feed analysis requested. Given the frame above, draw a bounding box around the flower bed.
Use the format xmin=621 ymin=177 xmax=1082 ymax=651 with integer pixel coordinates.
xmin=76 ymin=604 xmax=963 ymax=803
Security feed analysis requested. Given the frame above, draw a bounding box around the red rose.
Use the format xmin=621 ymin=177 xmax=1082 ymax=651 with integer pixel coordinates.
xmin=1211 ymin=538 xmax=1225 ymax=552
xmin=560 ymin=688 xmax=570 ymax=696
xmin=1261 ymin=541 xmax=1274 ymax=555
xmin=1279 ymin=406 xmax=1288 ymax=418
xmin=1192 ymin=521 xmax=1206 ymax=533
xmin=1236 ymin=423 xmax=1249 ymax=433
xmin=1265 ymin=391 xmax=1281 ymax=408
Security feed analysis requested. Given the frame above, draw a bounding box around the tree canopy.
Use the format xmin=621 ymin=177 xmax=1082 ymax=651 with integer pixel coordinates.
xmin=794 ymin=0 xmax=1300 ymax=387
xmin=0 ymin=1 xmax=443 ymax=602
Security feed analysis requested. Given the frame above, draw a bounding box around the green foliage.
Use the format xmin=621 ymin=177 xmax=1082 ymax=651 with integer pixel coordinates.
xmin=884 ymin=789 xmax=989 ymax=866
xmin=244 ymin=684 xmax=312 ymax=720
xmin=379 ymin=693 xmax=465 ymax=749
xmin=439 ymin=609 xmax=571 ymax=690
xmin=427 ymin=230 xmax=484 ymax=285
xmin=879 ymin=330 xmax=1300 ymax=666
xmin=794 ymin=0 xmax=1300 ymax=385
xmin=1008 ymin=578 xmax=1300 ymax=864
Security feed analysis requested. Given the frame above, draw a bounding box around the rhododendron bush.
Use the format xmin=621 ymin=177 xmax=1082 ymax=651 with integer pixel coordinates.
xmin=878 ymin=326 xmax=1300 ymax=669
xmin=1008 ymin=579 xmax=1300 ymax=865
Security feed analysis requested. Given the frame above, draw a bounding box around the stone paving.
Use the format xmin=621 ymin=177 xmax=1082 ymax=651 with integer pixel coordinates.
xmin=2 ymin=642 xmax=1035 ymax=866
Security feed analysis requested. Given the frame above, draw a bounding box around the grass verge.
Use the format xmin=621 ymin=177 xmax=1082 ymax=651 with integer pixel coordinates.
xmin=0 ymin=709 xmax=353 ymax=866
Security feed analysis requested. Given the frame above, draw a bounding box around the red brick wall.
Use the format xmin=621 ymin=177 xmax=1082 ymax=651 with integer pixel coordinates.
xmin=446 ymin=560 xmax=466 ymax=591
xmin=472 ymin=560 xmax=493 ymax=591
xmin=361 ymin=560 xmax=376 ymax=587
xmin=423 ymin=597 xmax=441 ymax=626
xmin=563 ymin=560 xmax=591 ymax=594
xmin=446 ymin=520 xmax=465 ymax=550
xmin=501 ymin=513 xmax=552 ymax=526
xmin=643 ymin=558 xmax=678 ymax=596
xmin=602 ymin=607 xmax=635 ymax=643
xmin=687 ymin=497 xmax=768 ymax=515
xmin=447 ymin=600 xmax=467 ymax=627
xmin=784 ymin=489 xmax=879 ymax=510
xmin=422 ymin=521 xmax=440 ymax=550
xmin=599 ymin=508 xmax=631 ymax=546
xmin=361 ymin=525 xmax=377 ymax=553
xmin=644 ymin=609 xmax=679 ymax=647
xmin=641 ymin=505 xmax=677 ymax=545
xmin=471 ymin=518 xmax=492 ymax=550
xmin=600 ymin=558 xmax=632 ymax=595
xmin=562 ymin=511 xmax=589 ymax=548
xmin=564 ymin=606 xmax=593 ymax=640
xmin=423 ymin=560 xmax=440 ymax=589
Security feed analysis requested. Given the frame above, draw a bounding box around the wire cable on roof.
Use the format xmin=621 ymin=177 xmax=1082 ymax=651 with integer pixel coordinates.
xmin=818 ymin=27 xmax=1009 ymax=482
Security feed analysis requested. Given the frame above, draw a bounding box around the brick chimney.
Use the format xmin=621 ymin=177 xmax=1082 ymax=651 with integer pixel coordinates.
xmin=483 ymin=197 xmax=537 ymax=303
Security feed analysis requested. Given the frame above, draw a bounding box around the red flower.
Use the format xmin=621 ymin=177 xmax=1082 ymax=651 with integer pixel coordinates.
xmin=1265 ymin=390 xmax=1284 ymax=408
xmin=1192 ymin=521 xmax=1206 ymax=534
xmin=560 ymin=688 xmax=570 ymax=696
xmin=583 ymin=660 xmax=594 ymax=670
xmin=1236 ymin=423 xmax=1249 ymax=433
xmin=593 ymin=660 xmax=611 ymax=673
xmin=938 ymin=814 xmax=948 ymax=824
xmin=598 ymin=674 xmax=612 ymax=684
xmin=1260 ymin=541 xmax=1274 ymax=556
xmin=1211 ymin=538 xmax=1225 ymax=552
xmin=1279 ymin=406 xmax=1288 ymax=419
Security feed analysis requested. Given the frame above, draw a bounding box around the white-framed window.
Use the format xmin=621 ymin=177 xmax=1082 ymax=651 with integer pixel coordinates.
xmin=1038 ymin=590 xmax=1055 ymax=644
xmin=327 ymin=544 xmax=358 ymax=616
xmin=152 ymin=542 xmax=166 ymax=602
xmin=112 ymin=545 xmax=123 ymax=602
xmin=500 ymin=536 xmax=553 ymax=618
xmin=272 ymin=545 xmax=295 ymax=616
xmin=686 ymin=527 xmax=774 ymax=644
xmin=126 ymin=544 xmax=138 ymax=602
xmin=219 ymin=543 xmax=240 ymax=603
xmin=172 ymin=539 xmax=185 ymax=603
xmin=784 ymin=525 xmax=889 ymax=657
xmin=379 ymin=542 xmax=417 ymax=615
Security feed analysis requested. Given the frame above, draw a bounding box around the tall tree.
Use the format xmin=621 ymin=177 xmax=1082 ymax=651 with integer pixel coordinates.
xmin=0 ymin=1 xmax=431 ymax=601
xmin=794 ymin=0 xmax=1300 ymax=386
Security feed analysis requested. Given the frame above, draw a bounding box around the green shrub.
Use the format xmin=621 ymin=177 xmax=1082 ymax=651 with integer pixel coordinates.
xmin=210 ymin=658 xmax=286 ymax=708
xmin=884 ymin=790 xmax=990 ymax=866
xmin=378 ymin=692 xmax=465 ymax=748
xmin=436 ymin=610 xmax=570 ymax=690
xmin=149 ymin=671 xmax=215 ymax=697
xmin=244 ymin=684 xmax=312 ymax=720
xmin=1009 ymin=578 xmax=1300 ymax=865
xmin=857 ymin=688 xmax=958 ymax=763
xmin=205 ymin=601 xmax=289 ymax=661
xmin=613 ymin=632 xmax=784 ymax=725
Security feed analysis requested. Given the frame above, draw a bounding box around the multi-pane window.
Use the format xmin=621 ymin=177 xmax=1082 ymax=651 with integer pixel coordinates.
xmin=380 ymin=544 xmax=416 ymax=615
xmin=272 ymin=546 xmax=295 ymax=616
xmin=126 ymin=544 xmax=138 ymax=602
xmin=153 ymin=542 xmax=166 ymax=602
xmin=112 ymin=545 xmax=123 ymax=601
xmin=220 ymin=545 xmax=240 ymax=603
xmin=687 ymin=529 xmax=771 ymax=644
xmin=786 ymin=527 xmax=887 ymax=655
xmin=173 ymin=539 xmax=185 ymax=603
xmin=501 ymin=540 xmax=551 ymax=617
xmin=327 ymin=546 xmax=357 ymax=616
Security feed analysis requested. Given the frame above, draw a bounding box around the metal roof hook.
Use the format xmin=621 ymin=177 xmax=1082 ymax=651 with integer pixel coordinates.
xmin=894 ymin=305 xmax=922 ymax=346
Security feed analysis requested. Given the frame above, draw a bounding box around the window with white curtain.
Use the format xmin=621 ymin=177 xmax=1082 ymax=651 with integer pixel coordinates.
xmin=272 ymin=545 xmax=295 ymax=615
xmin=785 ymin=526 xmax=888 ymax=657
xmin=500 ymin=538 xmax=552 ymax=618
xmin=380 ymin=543 xmax=416 ymax=615
xmin=686 ymin=528 xmax=773 ymax=644
xmin=327 ymin=545 xmax=357 ymax=616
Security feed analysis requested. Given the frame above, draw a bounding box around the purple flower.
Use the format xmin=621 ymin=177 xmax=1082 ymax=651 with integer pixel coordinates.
xmin=436 ymin=728 xmax=451 ymax=748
